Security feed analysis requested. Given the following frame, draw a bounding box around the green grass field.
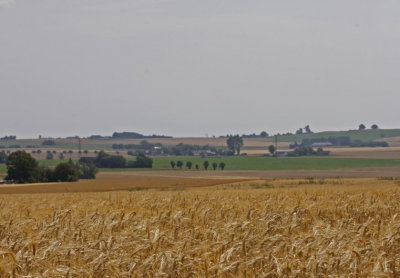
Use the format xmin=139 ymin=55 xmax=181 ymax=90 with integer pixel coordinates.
xmin=153 ymin=156 xmax=400 ymax=170
xmin=0 ymin=164 xmax=5 ymax=175
xmin=271 ymin=129 xmax=400 ymax=143
xmin=1 ymin=156 xmax=400 ymax=175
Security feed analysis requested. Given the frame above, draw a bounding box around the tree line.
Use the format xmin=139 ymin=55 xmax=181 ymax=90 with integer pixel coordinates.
xmin=170 ymin=160 xmax=226 ymax=170
xmin=80 ymin=151 xmax=153 ymax=168
xmin=4 ymin=151 xmax=97 ymax=184
xmin=290 ymin=136 xmax=389 ymax=148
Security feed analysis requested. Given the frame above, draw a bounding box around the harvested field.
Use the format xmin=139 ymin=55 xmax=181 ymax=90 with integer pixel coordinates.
xmin=119 ymin=167 xmax=400 ymax=179
xmin=2 ymin=166 xmax=400 ymax=195
xmin=0 ymin=173 xmax=248 ymax=194
xmin=0 ymin=180 xmax=399 ymax=277
xmin=377 ymin=136 xmax=400 ymax=147
xmin=327 ymin=146 xmax=400 ymax=159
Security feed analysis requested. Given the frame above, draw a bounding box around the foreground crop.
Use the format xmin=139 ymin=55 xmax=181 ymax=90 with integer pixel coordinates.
xmin=0 ymin=183 xmax=399 ymax=277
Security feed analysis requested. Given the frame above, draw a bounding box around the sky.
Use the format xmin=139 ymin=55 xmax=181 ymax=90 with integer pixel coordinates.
xmin=1 ymin=0 xmax=399 ymax=138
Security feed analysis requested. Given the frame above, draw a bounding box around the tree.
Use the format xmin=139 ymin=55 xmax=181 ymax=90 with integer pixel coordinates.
xmin=5 ymin=151 xmax=39 ymax=183
xmin=195 ymin=164 xmax=199 ymax=170
xmin=359 ymin=124 xmax=366 ymax=130
xmin=46 ymin=151 xmax=53 ymax=160
xmin=131 ymin=152 xmax=153 ymax=168
xmin=95 ymin=151 xmax=126 ymax=168
xmin=53 ymin=162 xmax=79 ymax=182
xmin=304 ymin=125 xmax=312 ymax=134
xmin=371 ymin=124 xmax=379 ymax=129
xmin=226 ymin=135 xmax=244 ymax=155
xmin=176 ymin=161 xmax=183 ymax=169
xmin=58 ymin=153 xmax=65 ymax=160
xmin=0 ymin=151 xmax=7 ymax=164
xmin=170 ymin=161 xmax=176 ymax=169
xmin=212 ymin=162 xmax=218 ymax=170
xmin=203 ymin=161 xmax=209 ymax=170
xmin=219 ymin=162 xmax=226 ymax=170
xmin=296 ymin=128 xmax=303 ymax=135
xmin=260 ymin=131 xmax=268 ymax=137
xmin=75 ymin=162 xmax=98 ymax=179
xmin=268 ymin=145 xmax=276 ymax=156
xmin=186 ymin=161 xmax=193 ymax=169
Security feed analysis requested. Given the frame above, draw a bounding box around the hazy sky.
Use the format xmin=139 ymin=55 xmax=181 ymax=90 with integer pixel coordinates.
xmin=1 ymin=0 xmax=399 ymax=138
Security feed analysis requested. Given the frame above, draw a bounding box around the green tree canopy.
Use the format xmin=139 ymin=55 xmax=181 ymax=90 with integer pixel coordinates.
xmin=0 ymin=151 xmax=7 ymax=164
xmin=268 ymin=145 xmax=276 ymax=155
xmin=176 ymin=161 xmax=183 ymax=169
xmin=53 ymin=162 xmax=79 ymax=182
xmin=226 ymin=135 xmax=244 ymax=155
xmin=5 ymin=151 xmax=39 ymax=183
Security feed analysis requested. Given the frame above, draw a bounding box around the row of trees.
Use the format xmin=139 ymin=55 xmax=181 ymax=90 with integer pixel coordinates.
xmin=359 ymin=124 xmax=379 ymax=130
xmin=0 ymin=136 xmax=16 ymax=140
xmin=5 ymin=151 xmax=97 ymax=183
xmin=80 ymin=151 xmax=153 ymax=168
xmin=292 ymin=136 xmax=389 ymax=148
xmin=170 ymin=160 xmax=226 ymax=170
xmin=295 ymin=125 xmax=313 ymax=135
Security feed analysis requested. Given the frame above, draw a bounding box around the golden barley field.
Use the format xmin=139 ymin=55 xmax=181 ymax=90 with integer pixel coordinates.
xmin=0 ymin=179 xmax=400 ymax=277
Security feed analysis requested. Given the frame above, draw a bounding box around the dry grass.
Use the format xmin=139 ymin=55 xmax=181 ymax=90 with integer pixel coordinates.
xmin=0 ymin=179 xmax=399 ymax=277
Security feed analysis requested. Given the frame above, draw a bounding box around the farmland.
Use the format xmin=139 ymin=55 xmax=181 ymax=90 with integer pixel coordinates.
xmin=3 ymin=128 xmax=400 ymax=153
xmin=2 ymin=156 xmax=400 ymax=176
xmin=273 ymin=128 xmax=400 ymax=143
xmin=0 ymin=179 xmax=399 ymax=277
xmin=153 ymin=156 xmax=400 ymax=171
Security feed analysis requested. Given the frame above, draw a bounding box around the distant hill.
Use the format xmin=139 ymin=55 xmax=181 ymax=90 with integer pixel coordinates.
xmin=111 ymin=132 xmax=172 ymax=139
xmin=272 ymin=129 xmax=400 ymax=143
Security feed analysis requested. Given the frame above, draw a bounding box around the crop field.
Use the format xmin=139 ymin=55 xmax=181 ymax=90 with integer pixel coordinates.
xmin=152 ymin=156 xmax=400 ymax=171
xmin=273 ymin=128 xmax=400 ymax=143
xmin=2 ymin=156 xmax=400 ymax=175
xmin=0 ymin=179 xmax=399 ymax=277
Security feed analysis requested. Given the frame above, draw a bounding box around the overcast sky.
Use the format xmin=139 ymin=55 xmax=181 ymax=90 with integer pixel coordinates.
xmin=1 ymin=0 xmax=399 ymax=138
